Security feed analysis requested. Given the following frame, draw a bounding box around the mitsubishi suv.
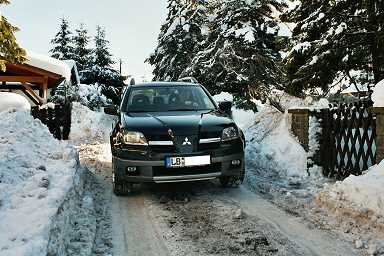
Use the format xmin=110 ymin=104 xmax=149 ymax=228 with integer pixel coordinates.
xmin=105 ymin=81 xmax=245 ymax=195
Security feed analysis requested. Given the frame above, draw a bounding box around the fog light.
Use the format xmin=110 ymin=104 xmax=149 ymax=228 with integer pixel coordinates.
xmin=231 ymin=160 xmax=241 ymax=166
xmin=127 ymin=167 xmax=137 ymax=172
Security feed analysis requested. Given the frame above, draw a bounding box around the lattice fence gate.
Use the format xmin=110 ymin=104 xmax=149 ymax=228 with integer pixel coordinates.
xmin=322 ymin=101 xmax=376 ymax=179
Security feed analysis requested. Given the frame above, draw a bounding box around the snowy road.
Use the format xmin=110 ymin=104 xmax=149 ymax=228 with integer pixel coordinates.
xmin=77 ymin=143 xmax=359 ymax=256
xmin=105 ymin=181 xmax=358 ymax=256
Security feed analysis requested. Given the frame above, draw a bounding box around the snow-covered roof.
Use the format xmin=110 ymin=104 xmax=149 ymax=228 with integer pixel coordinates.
xmin=26 ymin=51 xmax=72 ymax=81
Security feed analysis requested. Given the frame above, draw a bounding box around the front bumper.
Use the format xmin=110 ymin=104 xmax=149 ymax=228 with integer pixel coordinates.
xmin=112 ymin=153 xmax=244 ymax=183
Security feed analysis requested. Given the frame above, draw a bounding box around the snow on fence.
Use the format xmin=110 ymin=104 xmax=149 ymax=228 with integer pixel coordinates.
xmin=31 ymin=103 xmax=72 ymax=140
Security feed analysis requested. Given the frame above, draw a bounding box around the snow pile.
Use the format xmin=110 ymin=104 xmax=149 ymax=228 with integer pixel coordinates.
xmin=0 ymin=92 xmax=31 ymax=112
xmin=70 ymin=102 xmax=115 ymax=143
xmin=0 ymin=109 xmax=78 ymax=256
xmin=213 ymin=91 xmax=310 ymax=178
xmin=373 ymin=79 xmax=384 ymax=107
xmin=245 ymin=105 xmax=308 ymax=178
xmin=317 ymin=161 xmax=384 ymax=218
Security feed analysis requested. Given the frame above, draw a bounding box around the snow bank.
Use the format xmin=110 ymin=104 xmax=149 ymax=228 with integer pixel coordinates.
xmin=0 ymin=92 xmax=31 ymax=112
xmin=70 ymin=102 xmax=116 ymax=143
xmin=0 ymin=109 xmax=79 ymax=256
xmin=373 ymin=79 xmax=384 ymax=107
xmin=318 ymin=161 xmax=384 ymax=217
xmin=213 ymin=91 xmax=308 ymax=178
xmin=245 ymin=106 xmax=308 ymax=178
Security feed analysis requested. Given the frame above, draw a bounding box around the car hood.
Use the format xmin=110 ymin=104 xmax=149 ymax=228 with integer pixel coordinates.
xmin=121 ymin=110 xmax=234 ymax=138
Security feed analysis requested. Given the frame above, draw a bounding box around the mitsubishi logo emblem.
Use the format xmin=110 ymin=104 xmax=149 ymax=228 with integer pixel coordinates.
xmin=182 ymin=137 xmax=192 ymax=146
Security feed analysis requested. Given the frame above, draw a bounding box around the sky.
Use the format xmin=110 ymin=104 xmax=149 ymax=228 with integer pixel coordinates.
xmin=2 ymin=0 xmax=168 ymax=80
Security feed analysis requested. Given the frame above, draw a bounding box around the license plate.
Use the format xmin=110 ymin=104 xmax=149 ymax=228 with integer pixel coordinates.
xmin=165 ymin=155 xmax=210 ymax=168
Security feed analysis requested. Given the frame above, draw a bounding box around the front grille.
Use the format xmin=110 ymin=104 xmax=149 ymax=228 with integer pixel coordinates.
xmin=153 ymin=163 xmax=221 ymax=177
xmin=150 ymin=145 xmax=176 ymax=153
xmin=198 ymin=142 xmax=220 ymax=150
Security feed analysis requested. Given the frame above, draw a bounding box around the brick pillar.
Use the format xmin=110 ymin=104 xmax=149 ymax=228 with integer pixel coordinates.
xmin=371 ymin=107 xmax=384 ymax=163
xmin=288 ymin=109 xmax=309 ymax=151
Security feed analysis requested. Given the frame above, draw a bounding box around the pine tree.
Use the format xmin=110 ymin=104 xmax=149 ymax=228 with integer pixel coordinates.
xmin=80 ymin=25 xmax=123 ymax=104
xmin=72 ymin=23 xmax=92 ymax=71
xmin=147 ymin=0 xmax=208 ymax=81
xmin=93 ymin=25 xmax=114 ymax=68
xmin=183 ymin=0 xmax=286 ymax=109
xmin=50 ymin=18 xmax=74 ymax=60
xmin=0 ymin=0 xmax=26 ymax=71
xmin=282 ymin=1 xmax=384 ymax=96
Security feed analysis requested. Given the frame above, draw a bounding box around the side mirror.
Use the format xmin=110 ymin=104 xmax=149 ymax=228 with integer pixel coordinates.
xmin=218 ymin=101 xmax=232 ymax=115
xmin=104 ymin=105 xmax=119 ymax=116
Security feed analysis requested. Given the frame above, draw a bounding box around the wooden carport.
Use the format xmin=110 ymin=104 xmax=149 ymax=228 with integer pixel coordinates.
xmin=0 ymin=62 xmax=66 ymax=105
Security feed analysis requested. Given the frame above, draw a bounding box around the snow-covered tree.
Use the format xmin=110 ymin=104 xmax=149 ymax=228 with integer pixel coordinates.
xmin=50 ymin=18 xmax=74 ymax=60
xmin=93 ymin=25 xmax=114 ymax=68
xmin=282 ymin=1 xmax=384 ymax=97
xmin=183 ymin=0 xmax=286 ymax=109
xmin=72 ymin=23 xmax=92 ymax=71
xmin=147 ymin=0 xmax=208 ymax=81
xmin=80 ymin=25 xmax=123 ymax=104
xmin=0 ymin=0 xmax=26 ymax=71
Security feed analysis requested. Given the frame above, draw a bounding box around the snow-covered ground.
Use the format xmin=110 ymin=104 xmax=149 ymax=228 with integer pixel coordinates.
xmin=0 ymin=109 xmax=79 ymax=256
xmin=318 ymin=161 xmax=384 ymax=217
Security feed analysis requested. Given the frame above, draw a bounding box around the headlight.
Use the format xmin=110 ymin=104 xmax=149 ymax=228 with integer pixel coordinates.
xmin=121 ymin=131 xmax=148 ymax=145
xmin=221 ymin=126 xmax=239 ymax=141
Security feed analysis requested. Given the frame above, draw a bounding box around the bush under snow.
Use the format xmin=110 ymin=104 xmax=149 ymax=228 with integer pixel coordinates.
xmin=0 ymin=109 xmax=79 ymax=256
xmin=76 ymin=84 xmax=110 ymax=111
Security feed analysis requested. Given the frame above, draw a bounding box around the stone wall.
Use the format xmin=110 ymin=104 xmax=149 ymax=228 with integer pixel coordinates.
xmin=288 ymin=109 xmax=309 ymax=151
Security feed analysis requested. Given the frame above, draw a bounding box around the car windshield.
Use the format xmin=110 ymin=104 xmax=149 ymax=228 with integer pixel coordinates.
xmin=124 ymin=85 xmax=216 ymax=112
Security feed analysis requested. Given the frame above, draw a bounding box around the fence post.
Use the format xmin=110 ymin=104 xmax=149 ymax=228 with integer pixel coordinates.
xmin=288 ymin=108 xmax=309 ymax=151
xmin=371 ymin=107 xmax=384 ymax=164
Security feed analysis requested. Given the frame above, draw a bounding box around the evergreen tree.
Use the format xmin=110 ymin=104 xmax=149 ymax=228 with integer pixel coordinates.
xmin=93 ymin=25 xmax=114 ymax=68
xmin=147 ymin=0 xmax=208 ymax=81
xmin=80 ymin=25 xmax=123 ymax=104
xmin=0 ymin=0 xmax=26 ymax=71
xmin=282 ymin=1 xmax=384 ymax=97
xmin=72 ymin=23 xmax=92 ymax=71
xmin=183 ymin=0 xmax=286 ymax=109
xmin=50 ymin=17 xmax=74 ymax=60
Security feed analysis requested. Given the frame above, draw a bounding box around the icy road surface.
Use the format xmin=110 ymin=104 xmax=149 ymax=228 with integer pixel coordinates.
xmin=78 ymin=142 xmax=358 ymax=256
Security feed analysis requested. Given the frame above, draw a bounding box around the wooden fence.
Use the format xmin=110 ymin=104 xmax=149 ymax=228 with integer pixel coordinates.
xmin=321 ymin=101 xmax=376 ymax=179
xmin=31 ymin=103 xmax=72 ymax=140
xmin=289 ymin=100 xmax=380 ymax=180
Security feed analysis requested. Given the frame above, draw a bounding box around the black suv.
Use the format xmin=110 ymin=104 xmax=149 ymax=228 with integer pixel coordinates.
xmin=106 ymin=82 xmax=245 ymax=195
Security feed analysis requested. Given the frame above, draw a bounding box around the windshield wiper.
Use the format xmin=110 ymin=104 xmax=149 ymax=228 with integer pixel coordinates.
xmin=172 ymin=108 xmax=215 ymax=111
xmin=127 ymin=110 xmax=151 ymax=113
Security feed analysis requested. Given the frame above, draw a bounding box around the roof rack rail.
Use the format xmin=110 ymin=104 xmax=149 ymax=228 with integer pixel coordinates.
xmin=178 ymin=77 xmax=199 ymax=84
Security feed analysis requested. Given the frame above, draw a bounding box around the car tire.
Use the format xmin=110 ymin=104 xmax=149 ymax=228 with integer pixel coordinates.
xmin=220 ymin=176 xmax=237 ymax=187
xmin=112 ymin=170 xmax=133 ymax=196
xmin=113 ymin=179 xmax=134 ymax=196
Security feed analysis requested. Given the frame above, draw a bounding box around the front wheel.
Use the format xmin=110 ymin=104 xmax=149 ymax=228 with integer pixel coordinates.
xmin=113 ymin=174 xmax=133 ymax=196
xmin=219 ymin=176 xmax=242 ymax=187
